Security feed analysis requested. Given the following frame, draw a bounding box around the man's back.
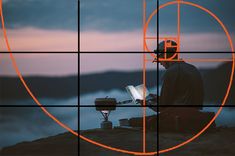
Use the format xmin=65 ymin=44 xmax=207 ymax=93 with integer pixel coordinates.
xmin=160 ymin=61 xmax=204 ymax=108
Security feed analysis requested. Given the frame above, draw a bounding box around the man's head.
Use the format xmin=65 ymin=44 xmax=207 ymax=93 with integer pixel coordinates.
xmin=154 ymin=40 xmax=178 ymax=69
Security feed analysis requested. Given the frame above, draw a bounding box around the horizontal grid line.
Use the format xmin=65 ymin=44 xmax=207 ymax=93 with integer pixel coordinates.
xmin=149 ymin=58 xmax=233 ymax=62
xmin=79 ymin=105 xmax=235 ymax=108
xmin=0 ymin=105 xmax=78 ymax=107
xmin=0 ymin=51 xmax=78 ymax=54
xmin=79 ymin=51 xmax=235 ymax=54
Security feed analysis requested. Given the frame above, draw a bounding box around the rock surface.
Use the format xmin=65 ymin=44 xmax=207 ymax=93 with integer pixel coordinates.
xmin=0 ymin=132 xmax=78 ymax=156
xmin=1 ymin=127 xmax=235 ymax=156
xmin=80 ymin=127 xmax=235 ymax=156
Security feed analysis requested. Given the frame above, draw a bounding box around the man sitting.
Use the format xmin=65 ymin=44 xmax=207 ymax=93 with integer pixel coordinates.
xmin=129 ymin=40 xmax=215 ymax=132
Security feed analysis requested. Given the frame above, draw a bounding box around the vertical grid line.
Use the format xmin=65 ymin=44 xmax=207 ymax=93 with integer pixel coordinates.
xmin=177 ymin=0 xmax=181 ymax=56
xmin=78 ymin=0 xmax=80 ymax=52
xmin=143 ymin=53 xmax=146 ymax=153
xmin=78 ymin=0 xmax=81 ymax=155
xmin=156 ymin=0 xmax=160 ymax=155
xmin=142 ymin=0 xmax=146 ymax=153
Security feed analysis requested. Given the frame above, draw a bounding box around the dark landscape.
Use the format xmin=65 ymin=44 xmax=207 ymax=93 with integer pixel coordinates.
xmin=1 ymin=127 xmax=235 ymax=156
xmin=79 ymin=127 xmax=235 ymax=156
xmin=0 ymin=132 xmax=78 ymax=156
xmin=0 ymin=75 xmax=78 ymax=100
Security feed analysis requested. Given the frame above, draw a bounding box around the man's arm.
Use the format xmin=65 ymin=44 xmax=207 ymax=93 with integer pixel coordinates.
xmin=157 ymin=69 xmax=178 ymax=114
xmin=136 ymin=94 xmax=158 ymax=112
xmin=160 ymin=70 xmax=177 ymax=106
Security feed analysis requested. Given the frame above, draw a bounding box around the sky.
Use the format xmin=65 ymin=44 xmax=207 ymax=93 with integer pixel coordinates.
xmin=80 ymin=0 xmax=235 ymax=74
xmin=0 ymin=0 xmax=78 ymax=76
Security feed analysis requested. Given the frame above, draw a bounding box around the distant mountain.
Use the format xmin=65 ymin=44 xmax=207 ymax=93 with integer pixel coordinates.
xmin=0 ymin=75 xmax=78 ymax=100
xmin=80 ymin=70 xmax=162 ymax=95
xmin=80 ymin=62 xmax=235 ymax=104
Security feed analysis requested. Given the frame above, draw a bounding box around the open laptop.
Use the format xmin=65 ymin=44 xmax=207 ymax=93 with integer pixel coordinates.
xmin=125 ymin=84 xmax=150 ymax=104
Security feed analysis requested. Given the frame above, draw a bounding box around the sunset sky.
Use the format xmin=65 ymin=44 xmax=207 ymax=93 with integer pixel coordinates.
xmin=80 ymin=0 xmax=235 ymax=74
xmin=0 ymin=0 xmax=78 ymax=76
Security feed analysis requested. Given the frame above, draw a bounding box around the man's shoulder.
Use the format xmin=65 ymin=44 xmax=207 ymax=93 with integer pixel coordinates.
xmin=164 ymin=64 xmax=178 ymax=79
xmin=165 ymin=62 xmax=180 ymax=74
xmin=175 ymin=61 xmax=199 ymax=73
xmin=165 ymin=62 xmax=200 ymax=77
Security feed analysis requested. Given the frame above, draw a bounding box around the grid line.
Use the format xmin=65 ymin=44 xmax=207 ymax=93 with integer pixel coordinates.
xmin=78 ymin=0 xmax=80 ymax=153
xmin=0 ymin=105 xmax=78 ymax=107
xmin=78 ymin=105 xmax=235 ymax=108
xmin=79 ymin=51 xmax=235 ymax=53
xmin=0 ymin=51 xmax=78 ymax=53
xmin=156 ymin=0 xmax=160 ymax=154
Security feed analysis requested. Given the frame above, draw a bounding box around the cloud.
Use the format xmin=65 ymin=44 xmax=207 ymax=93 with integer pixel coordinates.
xmin=80 ymin=0 xmax=235 ymax=74
xmin=2 ymin=0 xmax=9 ymax=3
xmin=0 ymin=28 xmax=78 ymax=76
xmin=2 ymin=0 xmax=78 ymax=31
xmin=80 ymin=30 xmax=233 ymax=52
xmin=0 ymin=27 xmax=78 ymax=51
xmin=80 ymin=30 xmax=234 ymax=74
xmin=80 ymin=30 xmax=142 ymax=51
xmin=80 ymin=0 xmax=235 ymax=33
xmin=0 ymin=53 xmax=78 ymax=76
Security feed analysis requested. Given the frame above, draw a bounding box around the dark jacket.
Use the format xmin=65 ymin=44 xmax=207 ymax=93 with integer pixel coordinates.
xmin=150 ymin=61 xmax=204 ymax=112
xmin=160 ymin=61 xmax=204 ymax=107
